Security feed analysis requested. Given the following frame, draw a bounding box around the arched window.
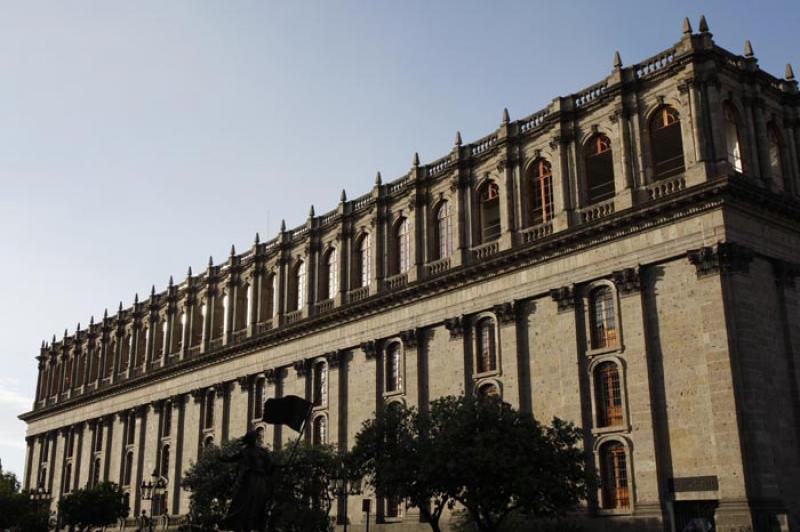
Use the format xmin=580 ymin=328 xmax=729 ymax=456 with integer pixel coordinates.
xmin=63 ymin=462 xmax=72 ymax=493
xmin=323 ymin=248 xmax=338 ymax=300
xmin=38 ymin=467 xmax=47 ymax=489
xmin=172 ymin=311 xmax=184 ymax=354
xmin=211 ymin=292 xmax=225 ymax=340
xmin=153 ymin=318 xmax=165 ymax=359
xmin=253 ymin=378 xmax=265 ymax=419
xmin=312 ymin=415 xmax=327 ymax=445
xmin=258 ymin=274 xmax=276 ymax=322
xmin=585 ymin=134 xmax=615 ymax=204
xmin=160 ymin=445 xmax=170 ymax=477
xmin=203 ymin=435 xmax=215 ymax=448
xmin=526 ymin=159 xmax=554 ymax=226
xmin=204 ymin=391 xmax=215 ymax=430
xmin=478 ymin=381 xmax=500 ymax=399
xmin=650 ymin=106 xmax=685 ymax=179
xmin=724 ymin=103 xmax=744 ymax=173
xmin=95 ymin=423 xmax=104 ymax=452
xmin=600 ymin=441 xmax=630 ymax=509
xmin=126 ymin=413 xmax=136 ymax=446
xmin=123 ymin=451 xmax=134 ymax=486
xmin=595 ymin=362 xmax=623 ymax=427
xmin=291 ymin=261 xmax=306 ymax=312
xmin=119 ymin=334 xmax=130 ymax=371
xmin=256 ymin=426 xmax=265 ymax=447
xmin=162 ymin=403 xmax=172 ymax=438
xmin=357 ymin=234 xmax=372 ymax=288
xmin=589 ymin=286 xmax=617 ymax=350
xmin=476 ymin=318 xmax=497 ymax=374
xmin=478 ymin=182 xmax=501 ymax=243
xmin=89 ymin=343 xmax=99 ymax=382
xmin=234 ymin=282 xmax=248 ymax=331
xmin=391 ymin=218 xmax=410 ymax=275
xmin=312 ymin=361 xmax=327 ymax=407
xmin=767 ymin=123 xmax=785 ymax=187
xmin=434 ymin=202 xmax=453 ymax=260
xmin=91 ymin=457 xmax=101 ymax=487
xmin=385 ymin=343 xmax=402 ymax=393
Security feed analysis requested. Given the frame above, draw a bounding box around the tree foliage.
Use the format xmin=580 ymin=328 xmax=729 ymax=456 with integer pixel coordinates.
xmin=350 ymin=395 xmax=591 ymax=532
xmin=57 ymin=482 xmax=128 ymax=531
xmin=181 ymin=439 xmax=343 ymax=532
xmin=0 ymin=461 xmax=49 ymax=532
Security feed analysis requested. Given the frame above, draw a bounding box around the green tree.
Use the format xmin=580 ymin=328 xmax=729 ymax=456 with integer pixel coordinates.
xmin=350 ymin=396 xmax=591 ymax=532
xmin=0 ymin=461 xmax=49 ymax=532
xmin=180 ymin=442 xmax=239 ymax=529
xmin=57 ymin=482 xmax=128 ymax=531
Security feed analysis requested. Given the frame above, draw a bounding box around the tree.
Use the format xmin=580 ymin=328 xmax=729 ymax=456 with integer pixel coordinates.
xmin=181 ymin=440 xmax=342 ymax=532
xmin=57 ymin=482 xmax=128 ymax=531
xmin=0 ymin=461 xmax=49 ymax=532
xmin=349 ymin=404 xmax=451 ymax=532
xmin=350 ymin=396 xmax=591 ymax=532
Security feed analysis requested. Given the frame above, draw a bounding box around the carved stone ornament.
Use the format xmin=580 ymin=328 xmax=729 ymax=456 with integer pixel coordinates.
xmin=444 ymin=317 xmax=464 ymax=338
xmin=612 ymin=267 xmax=641 ymax=296
xmin=325 ymin=350 xmax=346 ymax=367
xmin=236 ymin=375 xmax=250 ymax=391
xmin=549 ymin=285 xmax=576 ymax=311
xmin=400 ymin=329 xmax=419 ymax=349
xmin=361 ymin=340 xmax=378 ymax=360
xmin=687 ymin=242 xmax=754 ymax=277
xmin=492 ymin=302 xmax=517 ymax=324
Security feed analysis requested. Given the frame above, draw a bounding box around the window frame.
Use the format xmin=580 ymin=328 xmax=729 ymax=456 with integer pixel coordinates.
xmin=311 ymin=359 xmax=329 ymax=409
xmin=583 ymin=133 xmax=616 ymax=205
xmin=472 ymin=313 xmax=501 ymax=378
xmin=588 ymin=356 xmax=629 ymax=433
xmin=594 ymin=436 xmax=633 ymax=514
xmin=524 ymin=158 xmax=554 ymax=227
xmin=584 ymin=281 xmax=623 ymax=355
xmin=311 ymin=413 xmax=328 ymax=446
xmin=648 ymin=105 xmax=686 ymax=181
xmin=476 ymin=180 xmax=501 ymax=244
xmin=383 ymin=341 xmax=405 ymax=397
xmin=433 ymin=200 xmax=454 ymax=261
xmin=723 ymin=102 xmax=745 ymax=174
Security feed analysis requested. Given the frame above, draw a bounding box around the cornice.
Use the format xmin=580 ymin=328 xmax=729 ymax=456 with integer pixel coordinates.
xmin=19 ymin=176 xmax=800 ymax=423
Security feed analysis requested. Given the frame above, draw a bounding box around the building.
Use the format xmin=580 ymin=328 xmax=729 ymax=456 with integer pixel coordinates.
xmin=19 ymin=16 xmax=800 ymax=532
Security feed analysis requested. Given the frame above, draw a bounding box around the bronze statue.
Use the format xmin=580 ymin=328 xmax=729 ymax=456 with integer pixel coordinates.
xmin=219 ymin=431 xmax=272 ymax=531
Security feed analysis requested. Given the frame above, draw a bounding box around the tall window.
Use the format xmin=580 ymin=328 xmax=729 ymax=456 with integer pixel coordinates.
xmin=600 ymin=441 xmax=629 ymax=509
xmin=324 ymin=249 xmax=338 ymax=300
xmin=357 ymin=234 xmax=372 ymax=288
xmin=313 ymin=362 xmax=327 ymax=407
xmin=162 ymin=404 xmax=172 ymax=438
xmin=253 ymin=378 xmax=265 ymax=419
xmin=589 ymin=286 xmax=617 ymax=349
xmin=123 ymin=451 xmax=134 ymax=486
xmin=385 ymin=343 xmax=402 ymax=393
xmin=312 ymin=416 xmax=327 ymax=445
xmin=526 ymin=159 xmax=554 ymax=226
xmin=476 ymin=318 xmax=497 ymax=374
xmin=767 ymin=123 xmax=785 ymax=187
xmin=95 ymin=422 xmax=104 ymax=452
xmin=289 ymin=261 xmax=306 ymax=312
xmin=386 ymin=496 xmax=401 ymax=519
xmin=650 ymin=106 xmax=685 ymax=179
xmin=126 ymin=413 xmax=136 ymax=446
xmin=585 ymin=134 xmax=615 ymax=204
xmin=259 ymin=274 xmax=275 ymax=321
xmin=91 ymin=457 xmax=101 ymax=487
xmin=63 ymin=462 xmax=72 ymax=493
xmin=478 ymin=182 xmax=501 ymax=243
xmin=255 ymin=426 xmax=265 ymax=447
xmin=724 ymin=103 xmax=744 ymax=173
xmin=160 ymin=445 xmax=170 ymax=477
xmin=392 ymin=218 xmax=410 ymax=275
xmin=204 ymin=391 xmax=215 ymax=430
xmin=434 ymin=201 xmax=453 ymax=260
xmin=595 ymin=362 xmax=623 ymax=427
xmin=235 ymin=283 xmax=248 ymax=331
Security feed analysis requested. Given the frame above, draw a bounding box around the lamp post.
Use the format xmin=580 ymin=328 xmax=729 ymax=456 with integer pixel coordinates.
xmin=29 ymin=487 xmax=54 ymax=530
xmin=140 ymin=470 xmax=168 ymax=532
xmin=333 ymin=464 xmax=361 ymax=532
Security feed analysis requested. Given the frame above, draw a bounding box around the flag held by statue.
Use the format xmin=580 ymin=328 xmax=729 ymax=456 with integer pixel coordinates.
xmin=262 ymin=395 xmax=312 ymax=432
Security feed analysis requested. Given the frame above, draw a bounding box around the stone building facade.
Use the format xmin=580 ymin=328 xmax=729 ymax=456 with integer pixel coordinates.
xmin=19 ymin=17 xmax=800 ymax=532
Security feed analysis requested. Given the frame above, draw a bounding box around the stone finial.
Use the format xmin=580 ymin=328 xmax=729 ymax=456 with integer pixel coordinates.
xmin=168 ymin=275 xmax=174 ymax=287
xmin=280 ymin=219 xmax=286 ymax=232
xmin=118 ymin=301 xmax=123 ymax=312
xmin=698 ymin=15 xmax=709 ymax=33
xmin=230 ymin=244 xmax=236 ymax=257
xmin=151 ymin=285 xmax=156 ymax=297
xmin=613 ymin=50 xmax=622 ymax=69
xmin=254 ymin=232 xmax=260 ymax=245
xmin=786 ymin=63 xmax=795 ymax=81
xmin=187 ymin=265 xmax=193 ymax=277
xmin=375 ymin=171 xmax=382 ymax=185
xmin=104 ymin=308 xmax=108 ymax=319
xmin=76 ymin=322 xmax=81 ymax=333
xmin=412 ymin=152 xmax=420 ymax=167
xmin=682 ymin=17 xmax=692 ymax=35
xmin=502 ymin=107 xmax=510 ymax=124
xmin=41 ymin=339 xmax=46 ymax=349
xmin=744 ymin=40 xmax=754 ymax=58
xmin=208 ymin=256 xmax=214 ymax=268
xmin=308 ymin=204 xmax=315 ymax=218
xmin=89 ymin=315 xmax=94 ymax=326
xmin=455 ymin=131 xmax=462 ymax=146
xmin=134 ymin=293 xmax=139 ymax=305
xmin=52 ymin=334 xmax=57 ymax=344
xmin=63 ymin=328 xmax=68 ymax=339
xmin=340 ymin=189 xmax=347 ymax=202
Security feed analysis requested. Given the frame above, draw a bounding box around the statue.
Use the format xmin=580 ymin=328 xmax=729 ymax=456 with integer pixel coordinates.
xmin=219 ymin=430 xmax=273 ymax=531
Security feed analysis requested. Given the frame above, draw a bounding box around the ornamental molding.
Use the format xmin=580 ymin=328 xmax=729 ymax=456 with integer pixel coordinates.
xmin=492 ymin=302 xmax=518 ymax=324
xmin=400 ymin=329 xmax=419 ymax=349
xmin=361 ymin=340 xmax=378 ymax=360
xmin=324 ymin=350 xmax=347 ymax=367
xmin=443 ymin=317 xmax=464 ymax=338
xmin=293 ymin=359 xmax=310 ymax=377
xmin=611 ymin=267 xmax=641 ymax=296
xmin=549 ymin=285 xmax=576 ymax=311
xmin=687 ymin=242 xmax=754 ymax=277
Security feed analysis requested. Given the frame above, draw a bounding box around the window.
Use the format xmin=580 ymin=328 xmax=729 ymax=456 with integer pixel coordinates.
xmin=477 ymin=381 xmax=500 ymax=399
xmin=105 ymin=339 xmax=116 ymax=377
xmin=38 ymin=467 xmax=47 ymax=489
xmin=312 ymin=415 xmax=327 ymax=445
xmin=123 ymin=451 xmax=134 ymax=486
xmin=290 ymin=261 xmax=306 ymax=312
xmin=259 ymin=274 xmax=275 ymax=321
xmin=153 ymin=319 xmax=165 ymax=359
xmin=585 ymin=134 xmax=615 ymax=204
xmin=172 ymin=311 xmax=185 ymax=353
xmin=256 ymin=426 xmax=265 ymax=447
xmin=589 ymin=286 xmax=617 ymax=350
xmin=312 ymin=362 xmax=327 ymax=407
xmin=160 ymin=445 xmax=170 ymax=477
xmin=600 ymin=441 xmax=629 ymax=509
xmin=190 ymin=304 xmax=203 ymax=347
xmin=434 ymin=201 xmax=453 ymax=260
xmin=323 ymin=248 xmax=338 ymax=300
xmin=767 ymin=123 xmax=785 ymax=187
xmin=41 ymin=436 xmax=50 ymax=463
xmin=66 ymin=429 xmax=75 ymax=458
xmin=391 ymin=218 xmax=410 ymax=275
xmin=476 ymin=318 xmax=497 ymax=374
xmin=95 ymin=422 xmax=104 ymax=452
xmin=91 ymin=457 xmax=101 ymax=487
xmin=212 ymin=292 xmax=225 ymax=339
xmin=203 ymin=435 xmax=215 ymax=448
xmin=162 ymin=403 xmax=172 ymax=438
xmin=724 ymin=103 xmax=744 ymax=173
xmin=357 ymin=234 xmax=372 ymax=288
xmin=126 ymin=413 xmax=136 ymax=446
xmin=234 ymin=283 xmax=248 ymax=331
xmin=595 ymin=362 xmax=623 ymax=427
xmin=478 ymin=182 xmax=501 ymax=243
xmin=63 ymin=462 xmax=72 ymax=493
xmin=526 ymin=159 xmax=554 ymax=226
xmin=386 ymin=495 xmax=401 ymax=519
xmin=204 ymin=391 xmax=215 ymax=430
xmin=253 ymin=378 xmax=265 ymax=419
xmin=650 ymin=106 xmax=685 ymax=179
xmin=385 ymin=343 xmax=402 ymax=393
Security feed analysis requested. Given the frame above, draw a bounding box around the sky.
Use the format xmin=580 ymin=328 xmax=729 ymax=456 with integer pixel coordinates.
xmin=0 ymin=0 xmax=797 ymax=479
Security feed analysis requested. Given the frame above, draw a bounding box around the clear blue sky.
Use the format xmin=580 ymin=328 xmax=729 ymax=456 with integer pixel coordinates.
xmin=1 ymin=1 xmax=797 ymax=478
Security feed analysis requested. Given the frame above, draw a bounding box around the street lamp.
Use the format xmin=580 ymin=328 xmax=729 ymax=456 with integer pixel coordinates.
xmin=140 ymin=470 xmax=168 ymax=531
xmin=334 ymin=464 xmax=361 ymax=532
xmin=29 ymin=486 xmax=52 ymax=502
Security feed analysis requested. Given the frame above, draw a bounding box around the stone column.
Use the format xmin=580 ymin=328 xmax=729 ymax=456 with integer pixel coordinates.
xmin=218 ymin=382 xmax=231 ymax=443
xmin=169 ymin=396 xmax=184 ymax=516
xmin=51 ymin=429 xmax=66 ymax=500
xmin=230 ymin=377 xmax=251 ymax=439
xmin=550 ymin=130 xmax=573 ymax=232
xmin=23 ymin=437 xmax=34 ymax=490
xmin=742 ymin=96 xmax=764 ymax=180
xmin=494 ymin=302 xmax=522 ymax=410
xmin=74 ymin=422 xmax=88 ymax=490
xmin=179 ymin=391 xmax=202 ymax=512
xmin=265 ymin=369 xmax=283 ymax=449
xmin=132 ymin=405 xmax=149 ymax=515
xmin=703 ymin=80 xmax=729 ymax=174
xmin=783 ymin=125 xmax=800 ymax=196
